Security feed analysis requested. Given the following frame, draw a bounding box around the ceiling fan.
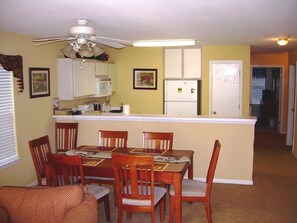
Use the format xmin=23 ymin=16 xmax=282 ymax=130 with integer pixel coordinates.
xmin=32 ymin=19 xmax=133 ymax=58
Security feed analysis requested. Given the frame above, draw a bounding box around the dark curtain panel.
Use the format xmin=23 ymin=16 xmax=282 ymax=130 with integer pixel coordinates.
xmin=0 ymin=54 xmax=24 ymax=92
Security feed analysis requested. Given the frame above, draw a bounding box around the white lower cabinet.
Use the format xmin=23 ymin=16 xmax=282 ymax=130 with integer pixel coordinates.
xmin=57 ymin=58 xmax=96 ymax=100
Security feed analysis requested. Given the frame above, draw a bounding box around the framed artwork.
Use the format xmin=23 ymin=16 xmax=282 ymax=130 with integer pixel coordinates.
xmin=133 ymin=69 xmax=158 ymax=90
xmin=29 ymin=67 xmax=50 ymax=98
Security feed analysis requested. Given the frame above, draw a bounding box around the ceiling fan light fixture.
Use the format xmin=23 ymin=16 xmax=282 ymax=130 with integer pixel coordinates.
xmin=62 ymin=44 xmax=77 ymax=59
xmin=277 ymin=36 xmax=289 ymax=46
xmin=79 ymin=44 xmax=95 ymax=57
xmin=133 ymin=39 xmax=196 ymax=47
xmin=93 ymin=45 xmax=104 ymax=56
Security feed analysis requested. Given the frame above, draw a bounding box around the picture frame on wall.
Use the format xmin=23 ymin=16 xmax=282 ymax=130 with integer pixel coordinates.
xmin=29 ymin=67 xmax=50 ymax=98
xmin=133 ymin=68 xmax=158 ymax=90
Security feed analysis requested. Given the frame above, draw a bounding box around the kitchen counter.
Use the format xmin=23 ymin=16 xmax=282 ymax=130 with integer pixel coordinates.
xmin=53 ymin=112 xmax=256 ymax=124
xmin=53 ymin=112 xmax=256 ymax=185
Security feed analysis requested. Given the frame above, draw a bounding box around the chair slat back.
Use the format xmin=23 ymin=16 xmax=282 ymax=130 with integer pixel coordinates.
xmin=206 ymin=139 xmax=221 ymax=196
xmin=55 ymin=122 xmax=78 ymax=152
xmin=29 ymin=135 xmax=52 ymax=186
xmin=112 ymin=154 xmax=154 ymax=205
xmin=48 ymin=153 xmax=85 ymax=186
xmin=99 ymin=130 xmax=128 ymax=148
xmin=143 ymin=131 xmax=173 ymax=151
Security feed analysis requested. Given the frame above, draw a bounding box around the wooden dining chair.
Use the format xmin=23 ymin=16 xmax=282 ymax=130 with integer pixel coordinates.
xmin=99 ymin=130 xmax=128 ymax=148
xmin=142 ymin=131 xmax=173 ymax=151
xmin=28 ymin=135 xmax=52 ymax=186
xmin=55 ymin=122 xmax=78 ymax=152
xmin=112 ymin=153 xmax=167 ymax=223
xmin=169 ymin=139 xmax=221 ymax=223
xmin=47 ymin=153 xmax=111 ymax=222
xmin=85 ymin=130 xmax=128 ymax=206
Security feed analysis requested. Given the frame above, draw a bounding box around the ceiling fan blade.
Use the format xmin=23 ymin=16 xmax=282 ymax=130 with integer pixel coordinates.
xmin=92 ymin=39 xmax=126 ymax=49
xmin=32 ymin=36 xmax=76 ymax=42
xmin=93 ymin=36 xmax=133 ymax=46
xmin=34 ymin=39 xmax=73 ymax=46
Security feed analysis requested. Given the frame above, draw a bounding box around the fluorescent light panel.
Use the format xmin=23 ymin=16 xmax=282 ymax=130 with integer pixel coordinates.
xmin=133 ymin=39 xmax=196 ymax=47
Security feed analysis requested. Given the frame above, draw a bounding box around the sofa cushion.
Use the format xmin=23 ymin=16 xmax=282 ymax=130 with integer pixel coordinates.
xmin=0 ymin=206 xmax=10 ymax=223
xmin=0 ymin=185 xmax=86 ymax=223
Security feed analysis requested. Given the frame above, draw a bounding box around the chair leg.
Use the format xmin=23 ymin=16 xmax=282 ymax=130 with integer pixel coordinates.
xmin=126 ymin=211 xmax=132 ymax=219
xmin=151 ymin=208 xmax=155 ymax=223
xmin=205 ymin=201 xmax=212 ymax=223
xmin=169 ymin=195 xmax=175 ymax=223
xmin=118 ymin=206 xmax=123 ymax=223
xmin=159 ymin=196 xmax=165 ymax=222
xmin=104 ymin=194 xmax=111 ymax=222
xmin=113 ymin=183 xmax=117 ymax=207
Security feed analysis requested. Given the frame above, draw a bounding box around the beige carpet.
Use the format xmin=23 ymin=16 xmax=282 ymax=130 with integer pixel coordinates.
xmin=97 ymin=130 xmax=297 ymax=222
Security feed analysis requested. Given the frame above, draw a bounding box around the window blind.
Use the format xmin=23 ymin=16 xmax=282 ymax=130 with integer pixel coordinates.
xmin=0 ymin=65 xmax=19 ymax=169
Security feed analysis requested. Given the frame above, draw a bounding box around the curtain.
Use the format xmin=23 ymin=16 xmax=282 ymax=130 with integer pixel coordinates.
xmin=0 ymin=54 xmax=23 ymax=92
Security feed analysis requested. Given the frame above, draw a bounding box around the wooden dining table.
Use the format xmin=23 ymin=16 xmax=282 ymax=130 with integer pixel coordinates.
xmin=62 ymin=145 xmax=194 ymax=223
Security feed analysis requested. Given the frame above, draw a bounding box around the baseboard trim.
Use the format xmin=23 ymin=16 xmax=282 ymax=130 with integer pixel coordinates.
xmin=193 ymin=178 xmax=253 ymax=185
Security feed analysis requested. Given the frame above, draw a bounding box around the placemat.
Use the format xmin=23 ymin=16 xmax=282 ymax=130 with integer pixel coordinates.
xmin=83 ymin=159 xmax=104 ymax=166
xmin=130 ymin=148 xmax=167 ymax=155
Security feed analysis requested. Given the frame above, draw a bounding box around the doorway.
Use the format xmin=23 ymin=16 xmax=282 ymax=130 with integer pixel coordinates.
xmin=251 ymin=67 xmax=281 ymax=132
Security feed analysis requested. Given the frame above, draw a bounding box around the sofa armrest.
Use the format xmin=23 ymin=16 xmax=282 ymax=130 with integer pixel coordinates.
xmin=63 ymin=193 xmax=98 ymax=223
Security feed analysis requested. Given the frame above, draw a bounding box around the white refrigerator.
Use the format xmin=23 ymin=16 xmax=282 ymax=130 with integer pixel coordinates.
xmin=164 ymin=80 xmax=199 ymax=115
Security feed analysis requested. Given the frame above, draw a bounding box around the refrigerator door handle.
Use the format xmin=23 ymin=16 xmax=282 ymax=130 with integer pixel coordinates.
xmin=191 ymin=88 xmax=196 ymax=93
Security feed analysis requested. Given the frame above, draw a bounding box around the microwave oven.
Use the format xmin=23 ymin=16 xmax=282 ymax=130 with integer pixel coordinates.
xmin=95 ymin=77 xmax=112 ymax=97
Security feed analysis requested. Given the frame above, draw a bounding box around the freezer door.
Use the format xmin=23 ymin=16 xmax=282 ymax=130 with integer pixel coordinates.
xmin=165 ymin=80 xmax=197 ymax=101
xmin=165 ymin=102 xmax=197 ymax=115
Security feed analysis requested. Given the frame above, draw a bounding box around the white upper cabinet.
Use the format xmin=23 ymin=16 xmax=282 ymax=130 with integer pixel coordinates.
xmin=57 ymin=58 xmax=96 ymax=100
xmin=183 ymin=48 xmax=202 ymax=79
xmin=164 ymin=48 xmax=182 ymax=78
xmin=164 ymin=48 xmax=201 ymax=79
xmin=96 ymin=62 xmax=109 ymax=77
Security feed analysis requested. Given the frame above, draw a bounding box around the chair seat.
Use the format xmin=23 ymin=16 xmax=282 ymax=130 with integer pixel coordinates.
xmin=169 ymin=179 xmax=207 ymax=197
xmin=123 ymin=185 xmax=166 ymax=206
xmin=86 ymin=184 xmax=110 ymax=200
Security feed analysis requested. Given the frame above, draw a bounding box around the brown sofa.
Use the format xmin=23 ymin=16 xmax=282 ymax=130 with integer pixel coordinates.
xmin=0 ymin=185 xmax=98 ymax=223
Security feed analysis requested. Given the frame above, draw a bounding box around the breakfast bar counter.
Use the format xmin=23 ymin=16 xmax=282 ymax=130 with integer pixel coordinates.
xmin=54 ymin=112 xmax=256 ymax=185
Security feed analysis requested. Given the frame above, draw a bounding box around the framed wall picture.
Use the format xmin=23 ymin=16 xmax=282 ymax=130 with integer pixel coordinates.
xmin=133 ymin=69 xmax=158 ymax=90
xmin=29 ymin=67 xmax=50 ymax=98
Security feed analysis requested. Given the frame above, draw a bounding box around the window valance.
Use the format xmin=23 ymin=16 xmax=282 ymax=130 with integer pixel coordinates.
xmin=0 ymin=54 xmax=24 ymax=92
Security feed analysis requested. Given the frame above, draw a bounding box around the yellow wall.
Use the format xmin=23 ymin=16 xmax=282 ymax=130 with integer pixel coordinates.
xmin=106 ymin=45 xmax=252 ymax=116
xmin=251 ymin=53 xmax=289 ymax=133
xmin=0 ymin=32 xmax=253 ymax=186
xmin=0 ymin=31 xmax=64 ymax=186
xmin=201 ymin=45 xmax=251 ymax=116
xmin=105 ymin=47 xmax=164 ymax=114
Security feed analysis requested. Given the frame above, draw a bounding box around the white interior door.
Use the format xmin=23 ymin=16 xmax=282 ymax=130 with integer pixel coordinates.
xmin=210 ymin=61 xmax=242 ymax=116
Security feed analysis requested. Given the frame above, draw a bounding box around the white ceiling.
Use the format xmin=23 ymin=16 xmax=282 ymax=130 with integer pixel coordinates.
xmin=1 ymin=0 xmax=297 ymax=53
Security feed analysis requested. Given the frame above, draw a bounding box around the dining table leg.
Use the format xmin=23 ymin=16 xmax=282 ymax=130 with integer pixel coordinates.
xmin=172 ymin=173 xmax=182 ymax=223
xmin=188 ymin=157 xmax=193 ymax=179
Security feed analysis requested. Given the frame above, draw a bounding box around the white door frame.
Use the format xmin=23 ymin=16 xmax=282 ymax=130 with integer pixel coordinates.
xmin=209 ymin=60 xmax=243 ymax=116
xmin=250 ymin=65 xmax=284 ymax=133
xmin=286 ymin=65 xmax=296 ymax=145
